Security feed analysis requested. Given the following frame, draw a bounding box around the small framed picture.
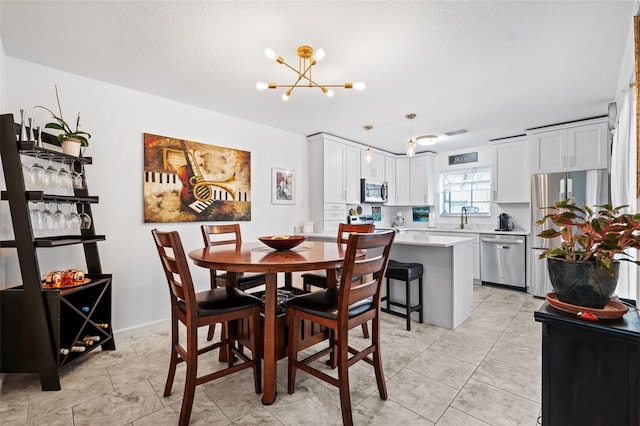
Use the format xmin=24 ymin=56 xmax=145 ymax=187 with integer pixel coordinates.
xmin=272 ymin=168 xmax=295 ymax=205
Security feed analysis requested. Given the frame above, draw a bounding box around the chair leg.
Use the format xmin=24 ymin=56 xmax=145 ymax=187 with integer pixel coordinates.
xmin=405 ymin=278 xmax=411 ymax=331
xmin=287 ymin=312 xmax=301 ymax=394
xmin=385 ymin=277 xmax=391 ymax=311
xmin=179 ymin=325 xmax=199 ymax=426
xmin=361 ymin=322 xmax=370 ymax=338
xmin=206 ymin=324 xmax=216 ymax=341
xmin=418 ymin=277 xmax=424 ymax=323
xmin=164 ymin=315 xmax=179 ymax=397
xmin=251 ymin=307 xmax=262 ymax=394
xmin=336 ymin=328 xmax=353 ymax=426
xmin=372 ymin=316 xmax=388 ymax=400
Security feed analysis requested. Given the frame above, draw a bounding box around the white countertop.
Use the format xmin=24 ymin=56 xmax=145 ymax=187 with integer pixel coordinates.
xmin=305 ymin=231 xmax=475 ymax=247
xmin=376 ymin=227 xmax=530 ymax=236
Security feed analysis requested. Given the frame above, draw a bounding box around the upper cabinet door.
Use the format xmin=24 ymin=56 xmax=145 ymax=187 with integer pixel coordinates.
xmin=530 ymin=130 xmax=567 ymax=173
xmin=567 ymin=123 xmax=608 ymax=171
xmin=345 ymin=145 xmax=361 ymax=204
xmin=395 ymin=158 xmax=410 ymax=205
xmin=493 ymin=139 xmax=530 ymax=203
xmin=323 ymin=139 xmax=346 ymax=203
xmin=360 ymin=149 xmax=385 ymax=179
xmin=409 ymin=154 xmax=435 ymax=206
xmin=385 ymin=155 xmax=396 ymax=206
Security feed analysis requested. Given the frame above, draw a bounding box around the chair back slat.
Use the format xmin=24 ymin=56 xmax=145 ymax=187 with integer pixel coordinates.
xmin=338 ymin=231 xmax=395 ymax=320
xmin=337 ymin=223 xmax=374 ymax=244
xmin=152 ymin=229 xmax=197 ymax=315
xmin=201 ymin=224 xmax=242 ymax=247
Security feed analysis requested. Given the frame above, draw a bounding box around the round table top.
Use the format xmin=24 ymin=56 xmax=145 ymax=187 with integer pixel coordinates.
xmin=188 ymin=240 xmax=363 ymax=274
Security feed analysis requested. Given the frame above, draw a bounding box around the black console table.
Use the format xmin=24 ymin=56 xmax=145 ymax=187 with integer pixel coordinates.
xmin=534 ymin=301 xmax=640 ymax=425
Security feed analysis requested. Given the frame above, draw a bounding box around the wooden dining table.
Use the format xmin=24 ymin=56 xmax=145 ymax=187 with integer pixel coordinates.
xmin=188 ymin=240 xmax=364 ymax=405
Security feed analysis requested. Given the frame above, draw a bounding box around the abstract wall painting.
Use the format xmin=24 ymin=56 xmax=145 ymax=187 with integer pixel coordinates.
xmin=143 ymin=133 xmax=251 ymax=223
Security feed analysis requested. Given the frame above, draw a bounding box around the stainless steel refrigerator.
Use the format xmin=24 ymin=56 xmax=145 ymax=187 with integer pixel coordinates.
xmin=530 ymin=169 xmax=609 ymax=297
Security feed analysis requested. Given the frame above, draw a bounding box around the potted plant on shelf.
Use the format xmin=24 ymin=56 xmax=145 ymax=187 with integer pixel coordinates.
xmin=35 ymin=85 xmax=91 ymax=156
xmin=536 ymin=199 xmax=640 ymax=308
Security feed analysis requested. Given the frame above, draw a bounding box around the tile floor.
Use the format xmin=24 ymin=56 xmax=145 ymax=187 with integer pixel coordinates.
xmin=0 ymin=285 xmax=544 ymax=425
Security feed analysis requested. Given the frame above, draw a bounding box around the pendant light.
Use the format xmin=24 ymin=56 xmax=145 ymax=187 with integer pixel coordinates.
xmin=406 ymin=113 xmax=416 ymax=157
xmin=364 ymin=125 xmax=373 ymax=163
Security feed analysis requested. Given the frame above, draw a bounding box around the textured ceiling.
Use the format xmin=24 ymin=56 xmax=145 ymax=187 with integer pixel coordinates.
xmin=1 ymin=1 xmax=636 ymax=154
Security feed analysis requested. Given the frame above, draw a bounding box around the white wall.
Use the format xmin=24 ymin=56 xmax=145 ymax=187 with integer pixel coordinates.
xmin=0 ymin=57 xmax=308 ymax=332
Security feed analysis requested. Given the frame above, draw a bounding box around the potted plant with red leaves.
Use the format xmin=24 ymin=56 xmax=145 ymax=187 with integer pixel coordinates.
xmin=536 ymin=199 xmax=640 ymax=308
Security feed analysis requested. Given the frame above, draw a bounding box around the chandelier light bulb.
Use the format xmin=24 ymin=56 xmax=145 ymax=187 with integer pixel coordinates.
xmin=325 ymin=89 xmax=334 ymax=98
xmin=282 ymin=92 xmax=290 ymax=101
xmin=313 ymin=48 xmax=326 ymax=62
xmin=264 ymin=48 xmax=276 ymax=60
xmin=352 ymin=81 xmax=366 ymax=91
xmin=256 ymin=81 xmax=269 ymax=91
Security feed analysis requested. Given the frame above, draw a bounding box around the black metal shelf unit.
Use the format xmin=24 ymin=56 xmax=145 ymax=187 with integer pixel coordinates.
xmin=0 ymin=113 xmax=115 ymax=391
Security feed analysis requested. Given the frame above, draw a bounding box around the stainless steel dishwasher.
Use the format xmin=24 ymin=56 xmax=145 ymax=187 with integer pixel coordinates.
xmin=480 ymin=234 xmax=526 ymax=290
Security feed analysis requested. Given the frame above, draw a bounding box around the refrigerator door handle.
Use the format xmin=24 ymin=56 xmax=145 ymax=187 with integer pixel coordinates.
xmin=567 ymin=178 xmax=573 ymax=199
xmin=560 ymin=178 xmax=565 ymax=200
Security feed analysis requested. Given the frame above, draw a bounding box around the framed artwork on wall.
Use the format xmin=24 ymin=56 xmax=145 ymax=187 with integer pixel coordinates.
xmin=272 ymin=168 xmax=295 ymax=205
xmin=143 ymin=133 xmax=251 ymax=222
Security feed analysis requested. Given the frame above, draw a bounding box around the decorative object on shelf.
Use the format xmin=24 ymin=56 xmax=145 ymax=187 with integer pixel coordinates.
xmin=536 ymin=199 xmax=640 ymax=308
xmin=256 ymin=45 xmax=365 ymax=101
xmin=19 ymin=109 xmax=28 ymax=141
xmin=364 ymin=125 xmax=373 ymax=163
xmin=271 ymin=167 xmax=295 ymax=205
xmin=35 ymin=85 xmax=91 ymax=152
xmin=405 ymin=113 xmax=416 ymax=157
xmin=258 ymin=235 xmax=306 ymax=251
xmin=143 ymin=133 xmax=251 ymax=222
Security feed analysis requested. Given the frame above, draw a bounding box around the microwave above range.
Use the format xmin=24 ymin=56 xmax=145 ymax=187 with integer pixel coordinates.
xmin=360 ymin=178 xmax=388 ymax=204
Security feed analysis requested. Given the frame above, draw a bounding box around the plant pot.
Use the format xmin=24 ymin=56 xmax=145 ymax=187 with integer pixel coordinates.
xmin=61 ymin=138 xmax=82 ymax=156
xmin=547 ymin=256 xmax=620 ymax=309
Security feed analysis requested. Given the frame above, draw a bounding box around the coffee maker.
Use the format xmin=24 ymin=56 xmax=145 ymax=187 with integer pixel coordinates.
xmin=497 ymin=212 xmax=514 ymax=231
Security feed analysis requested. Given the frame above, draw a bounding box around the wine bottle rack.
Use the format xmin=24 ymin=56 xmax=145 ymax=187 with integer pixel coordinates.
xmin=0 ymin=113 xmax=115 ymax=390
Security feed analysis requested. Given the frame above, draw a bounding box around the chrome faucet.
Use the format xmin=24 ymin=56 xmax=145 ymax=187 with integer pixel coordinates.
xmin=460 ymin=206 xmax=468 ymax=229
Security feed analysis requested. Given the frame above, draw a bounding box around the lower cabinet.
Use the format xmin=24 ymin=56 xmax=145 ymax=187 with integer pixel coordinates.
xmin=534 ymin=303 xmax=640 ymax=425
xmin=0 ymin=275 xmax=115 ymax=372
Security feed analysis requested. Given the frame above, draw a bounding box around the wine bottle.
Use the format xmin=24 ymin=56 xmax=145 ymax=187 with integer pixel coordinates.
xmin=83 ymin=335 xmax=101 ymax=342
xmin=59 ymin=348 xmax=69 ymax=355
xmin=95 ymin=323 xmax=109 ymax=329
xmin=70 ymin=345 xmax=86 ymax=353
xmin=75 ymin=339 xmax=94 ymax=346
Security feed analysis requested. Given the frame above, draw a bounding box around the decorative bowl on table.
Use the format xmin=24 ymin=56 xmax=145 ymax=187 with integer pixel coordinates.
xmin=258 ymin=235 xmax=306 ymax=251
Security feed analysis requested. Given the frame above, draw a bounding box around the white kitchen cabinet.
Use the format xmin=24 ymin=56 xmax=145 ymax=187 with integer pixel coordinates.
xmin=345 ymin=144 xmax=360 ymax=204
xmin=385 ymin=155 xmax=396 ymax=206
xmin=410 ymin=154 xmax=435 ymax=205
xmin=360 ymin=149 xmax=385 ymax=180
xmin=309 ymin=134 xmax=363 ymax=232
xmin=530 ymin=119 xmax=608 ymax=174
xmin=395 ymin=158 xmax=410 ymax=205
xmin=493 ymin=138 xmax=530 ymax=203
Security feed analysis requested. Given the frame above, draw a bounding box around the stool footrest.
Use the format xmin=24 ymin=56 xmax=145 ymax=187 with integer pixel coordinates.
xmin=381 ymin=298 xmax=422 ymax=313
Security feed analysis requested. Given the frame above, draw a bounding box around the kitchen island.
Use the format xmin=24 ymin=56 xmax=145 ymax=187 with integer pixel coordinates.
xmin=306 ymin=231 xmax=475 ymax=329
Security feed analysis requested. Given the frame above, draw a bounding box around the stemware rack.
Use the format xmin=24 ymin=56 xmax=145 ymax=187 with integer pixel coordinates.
xmin=0 ymin=113 xmax=115 ymax=391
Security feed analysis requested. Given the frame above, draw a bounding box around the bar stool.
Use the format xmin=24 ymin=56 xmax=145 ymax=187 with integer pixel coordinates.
xmin=381 ymin=260 xmax=424 ymax=331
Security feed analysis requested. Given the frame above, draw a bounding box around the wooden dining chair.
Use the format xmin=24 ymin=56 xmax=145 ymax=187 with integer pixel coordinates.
xmin=201 ymin=224 xmax=267 ymax=340
xmin=287 ymin=230 xmax=395 ymax=426
xmin=151 ymin=229 xmax=262 ymax=426
xmin=301 ymin=222 xmax=375 ymax=338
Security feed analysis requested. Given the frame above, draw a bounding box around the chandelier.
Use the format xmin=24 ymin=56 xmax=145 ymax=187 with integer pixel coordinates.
xmin=406 ymin=113 xmax=416 ymax=157
xmin=256 ymin=45 xmax=365 ymax=101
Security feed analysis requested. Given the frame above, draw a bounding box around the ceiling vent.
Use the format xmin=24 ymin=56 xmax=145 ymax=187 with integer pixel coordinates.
xmin=444 ymin=128 xmax=469 ymax=137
